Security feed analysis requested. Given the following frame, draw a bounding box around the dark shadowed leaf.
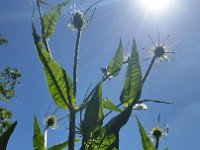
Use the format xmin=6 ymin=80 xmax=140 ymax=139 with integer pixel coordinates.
xmin=103 ymin=98 xmax=122 ymax=112
xmin=106 ymin=39 xmax=123 ymax=77
xmin=33 ymin=116 xmax=45 ymax=150
xmin=120 ymin=39 xmax=142 ymax=108
xmin=135 ymin=115 xmax=156 ymax=150
xmin=42 ymin=0 xmax=69 ymax=38
xmin=82 ymin=83 xmax=104 ymax=142
xmin=98 ymin=103 xmax=134 ymax=149
xmin=0 ymin=121 xmax=17 ymax=150
xmin=32 ymin=23 xmax=75 ymax=109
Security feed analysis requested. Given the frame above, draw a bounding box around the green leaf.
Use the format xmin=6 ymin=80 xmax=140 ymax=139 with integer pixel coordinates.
xmin=32 ymin=23 xmax=75 ymax=109
xmin=103 ymin=98 xmax=122 ymax=112
xmin=48 ymin=139 xmax=80 ymax=150
xmin=120 ymin=39 xmax=142 ymax=108
xmin=164 ymin=148 xmax=169 ymax=150
xmin=135 ymin=115 xmax=156 ymax=150
xmin=82 ymin=83 xmax=104 ymax=142
xmin=98 ymin=103 xmax=133 ymax=149
xmin=33 ymin=116 xmax=45 ymax=150
xmin=106 ymin=39 xmax=123 ymax=77
xmin=42 ymin=0 xmax=69 ymax=38
xmin=0 ymin=121 xmax=17 ymax=150
xmin=48 ymin=141 xmax=68 ymax=150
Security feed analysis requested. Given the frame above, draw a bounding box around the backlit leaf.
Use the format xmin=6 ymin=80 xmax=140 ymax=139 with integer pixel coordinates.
xmin=135 ymin=115 xmax=156 ymax=150
xmin=82 ymin=83 xmax=104 ymax=142
xmin=32 ymin=23 xmax=75 ymax=109
xmin=33 ymin=116 xmax=45 ymax=150
xmin=42 ymin=0 xmax=69 ymax=38
xmin=48 ymin=141 xmax=68 ymax=150
xmin=103 ymin=98 xmax=122 ymax=112
xmin=107 ymin=39 xmax=123 ymax=77
xmin=120 ymin=39 xmax=142 ymax=108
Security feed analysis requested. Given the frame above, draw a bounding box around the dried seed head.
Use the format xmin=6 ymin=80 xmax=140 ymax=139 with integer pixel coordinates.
xmin=44 ymin=115 xmax=57 ymax=129
xmin=68 ymin=10 xmax=87 ymax=32
xmin=151 ymin=127 xmax=163 ymax=139
xmin=144 ymin=34 xmax=175 ymax=61
xmin=154 ymin=46 xmax=166 ymax=58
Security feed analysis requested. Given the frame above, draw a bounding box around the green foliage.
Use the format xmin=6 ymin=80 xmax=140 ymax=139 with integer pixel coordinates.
xmin=0 ymin=108 xmax=13 ymax=135
xmin=135 ymin=115 xmax=156 ymax=150
xmin=0 ymin=66 xmax=21 ymax=102
xmin=164 ymin=148 xmax=169 ymax=150
xmin=33 ymin=116 xmax=45 ymax=150
xmin=0 ymin=121 xmax=17 ymax=150
xmin=42 ymin=0 xmax=69 ymax=38
xmin=103 ymin=98 xmax=122 ymax=112
xmin=32 ymin=1 xmax=171 ymax=149
xmin=48 ymin=141 xmax=68 ymax=150
xmin=97 ymin=102 xmax=136 ymax=149
xmin=120 ymin=39 xmax=142 ymax=108
xmin=82 ymin=83 xmax=104 ymax=143
xmin=102 ymin=39 xmax=123 ymax=78
xmin=32 ymin=25 xmax=75 ymax=109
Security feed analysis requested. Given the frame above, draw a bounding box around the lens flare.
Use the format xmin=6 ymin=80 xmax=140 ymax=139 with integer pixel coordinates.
xmin=140 ymin=0 xmax=170 ymax=11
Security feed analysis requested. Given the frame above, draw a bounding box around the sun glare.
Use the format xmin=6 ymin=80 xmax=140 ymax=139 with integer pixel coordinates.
xmin=140 ymin=0 xmax=170 ymax=11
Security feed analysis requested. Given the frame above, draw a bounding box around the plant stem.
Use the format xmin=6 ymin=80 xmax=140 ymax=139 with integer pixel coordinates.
xmin=155 ymin=137 xmax=160 ymax=149
xmin=69 ymin=29 xmax=81 ymax=150
xmin=68 ymin=108 xmax=76 ymax=150
xmin=73 ymin=29 xmax=81 ymax=97
xmin=142 ymin=56 xmax=156 ymax=84
xmin=44 ymin=128 xmax=48 ymax=148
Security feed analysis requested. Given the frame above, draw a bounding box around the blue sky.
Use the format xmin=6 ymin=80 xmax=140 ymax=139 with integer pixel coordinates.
xmin=1 ymin=0 xmax=200 ymax=149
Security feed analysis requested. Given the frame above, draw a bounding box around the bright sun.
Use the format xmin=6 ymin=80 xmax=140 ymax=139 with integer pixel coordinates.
xmin=140 ymin=0 xmax=170 ymax=11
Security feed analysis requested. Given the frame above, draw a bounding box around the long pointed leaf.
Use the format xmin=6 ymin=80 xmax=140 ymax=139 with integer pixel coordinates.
xmin=48 ymin=139 xmax=80 ymax=150
xmin=32 ymin=23 xmax=75 ymax=109
xmin=135 ymin=115 xmax=156 ymax=150
xmin=107 ymin=39 xmax=123 ymax=77
xmin=120 ymin=39 xmax=142 ymax=107
xmin=42 ymin=0 xmax=69 ymax=38
xmin=103 ymin=98 xmax=122 ymax=112
xmin=98 ymin=103 xmax=134 ymax=149
xmin=82 ymin=83 xmax=104 ymax=143
xmin=33 ymin=116 xmax=45 ymax=150
xmin=48 ymin=141 xmax=68 ymax=150
xmin=0 ymin=121 xmax=17 ymax=150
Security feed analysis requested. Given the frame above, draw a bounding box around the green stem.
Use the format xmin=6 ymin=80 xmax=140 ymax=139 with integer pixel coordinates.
xmin=142 ymin=56 xmax=156 ymax=84
xmin=69 ymin=29 xmax=81 ymax=150
xmin=68 ymin=109 xmax=76 ymax=150
xmin=155 ymin=137 xmax=160 ymax=149
xmin=73 ymin=29 xmax=81 ymax=97
xmin=36 ymin=0 xmax=52 ymax=59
